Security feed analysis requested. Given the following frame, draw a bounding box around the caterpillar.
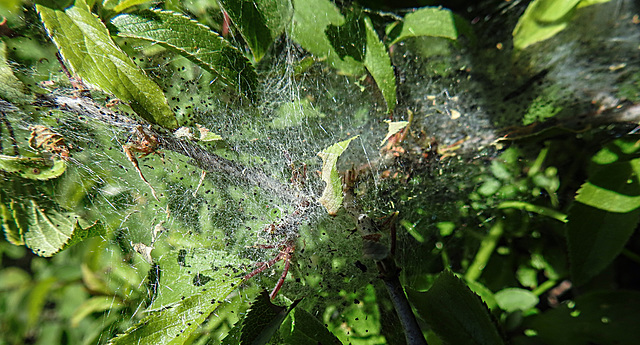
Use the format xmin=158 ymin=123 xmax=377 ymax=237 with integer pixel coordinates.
xmin=28 ymin=125 xmax=71 ymax=160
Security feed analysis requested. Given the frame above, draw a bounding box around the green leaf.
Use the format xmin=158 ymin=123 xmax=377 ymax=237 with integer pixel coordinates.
xmin=271 ymin=98 xmax=325 ymax=129
xmin=380 ymin=120 xmax=408 ymax=147
xmin=575 ymin=162 xmax=640 ymax=213
xmin=290 ymin=0 xmax=364 ymax=75
xmin=280 ymin=307 xmax=341 ymax=345
xmin=387 ymin=7 xmax=459 ymax=46
xmin=363 ymin=16 xmax=396 ymax=113
xmin=36 ymin=0 xmax=177 ymax=128
xmin=511 ymin=0 xmax=600 ymax=50
xmin=317 ymin=136 xmax=358 ymax=215
xmin=578 ymin=0 xmax=613 ymax=7
xmin=0 ymin=155 xmax=66 ymax=180
xmin=531 ymin=0 xmax=580 ymax=22
xmin=511 ymin=1 xmax=568 ymax=50
xmin=1 ymin=199 xmax=26 ymax=245
xmin=218 ymin=0 xmax=293 ymax=62
xmin=325 ymin=9 xmax=366 ymax=62
xmin=109 ymin=272 xmax=241 ymax=345
xmin=407 ymin=270 xmax=505 ymax=345
xmin=26 ymin=277 xmax=57 ymax=329
xmin=494 ymin=288 xmax=539 ymax=313
xmin=567 ymin=138 xmax=640 ymax=286
xmin=71 ymin=296 xmax=124 ymax=327
xmin=590 ymin=136 xmax=640 ymax=168
xmin=222 ymin=291 xmax=299 ymax=345
xmin=23 ymin=199 xmax=106 ymax=257
xmin=150 ymin=248 xmax=246 ymax=310
xmin=112 ymin=0 xmax=153 ymax=13
xmin=524 ymin=290 xmax=640 ymax=345
xmin=111 ymin=9 xmax=257 ymax=98
xmin=567 ymin=194 xmax=640 ymax=287
xmin=0 ymin=41 xmax=30 ymax=104
xmin=464 ymin=279 xmax=498 ymax=311
xmin=0 ymin=267 xmax=31 ymax=290
xmin=1 ymin=203 xmax=21 ymax=245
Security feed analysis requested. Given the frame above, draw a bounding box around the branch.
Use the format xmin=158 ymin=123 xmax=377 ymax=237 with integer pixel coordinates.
xmin=50 ymin=95 xmax=301 ymax=205
xmin=344 ymin=178 xmax=428 ymax=345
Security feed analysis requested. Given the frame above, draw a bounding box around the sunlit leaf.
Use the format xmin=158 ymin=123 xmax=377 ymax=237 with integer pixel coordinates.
xmin=290 ymin=0 xmax=364 ymax=75
xmin=109 ymin=272 xmax=241 ymax=345
xmin=0 ymin=154 xmax=66 ymax=180
xmin=219 ymin=0 xmax=293 ymax=62
xmin=111 ymin=9 xmax=257 ymax=97
xmin=36 ymin=0 xmax=177 ymax=128
xmin=317 ymin=136 xmax=358 ymax=215
xmin=112 ymin=0 xmax=153 ymax=13
xmin=512 ymin=0 xmax=611 ymax=50
xmin=387 ymin=7 xmax=458 ymax=46
xmin=380 ymin=120 xmax=408 ymax=147
xmin=578 ymin=0 xmax=613 ymax=6
xmin=575 ymin=167 xmax=640 ymax=213
xmin=512 ymin=0 xmax=575 ymax=50
xmin=150 ymin=248 xmax=246 ymax=310
xmin=22 ymin=199 xmax=105 ymax=257
xmin=531 ymin=0 xmax=580 ymax=22
xmin=407 ymin=270 xmax=505 ymax=345
xmin=494 ymin=288 xmax=539 ymax=313
xmin=363 ymin=16 xmax=396 ymax=112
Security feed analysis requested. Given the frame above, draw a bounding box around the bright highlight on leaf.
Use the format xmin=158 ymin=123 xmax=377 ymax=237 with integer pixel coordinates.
xmin=386 ymin=7 xmax=459 ymax=46
xmin=318 ymin=136 xmax=358 ymax=215
xmin=380 ymin=120 xmax=409 ymax=147
xmin=111 ymin=9 xmax=257 ymax=98
xmin=36 ymin=0 xmax=177 ymax=129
